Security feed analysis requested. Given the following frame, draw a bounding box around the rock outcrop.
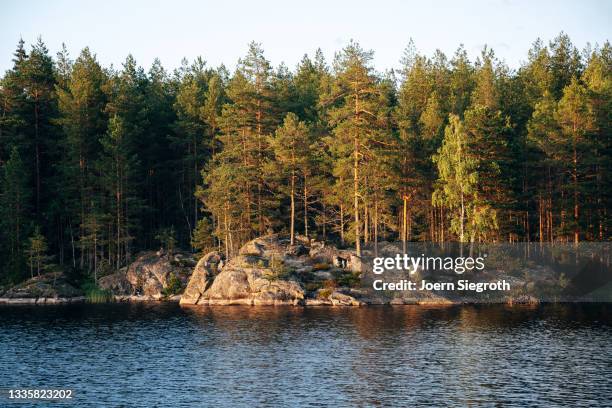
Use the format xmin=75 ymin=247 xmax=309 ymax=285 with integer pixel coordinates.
xmin=99 ymin=251 xmax=197 ymax=299
xmin=0 ymin=272 xmax=83 ymax=303
xmin=181 ymin=234 xmax=364 ymax=306
xmin=98 ymin=269 xmax=132 ymax=295
xmin=190 ymin=236 xmax=307 ymax=305
xmin=197 ymin=258 xmax=305 ymax=305
xmin=180 ymin=251 xmax=224 ymax=305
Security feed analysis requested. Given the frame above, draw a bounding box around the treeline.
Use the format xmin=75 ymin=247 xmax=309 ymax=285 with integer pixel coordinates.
xmin=0 ymin=34 xmax=610 ymax=284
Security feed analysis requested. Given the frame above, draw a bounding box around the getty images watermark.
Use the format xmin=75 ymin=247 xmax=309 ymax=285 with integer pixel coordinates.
xmin=371 ymin=253 xmax=511 ymax=292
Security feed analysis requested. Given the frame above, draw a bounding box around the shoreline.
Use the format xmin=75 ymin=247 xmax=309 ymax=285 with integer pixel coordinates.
xmin=0 ymin=296 xmax=604 ymax=306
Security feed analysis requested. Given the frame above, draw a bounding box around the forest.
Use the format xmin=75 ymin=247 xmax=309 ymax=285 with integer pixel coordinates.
xmin=0 ymin=33 xmax=610 ymax=285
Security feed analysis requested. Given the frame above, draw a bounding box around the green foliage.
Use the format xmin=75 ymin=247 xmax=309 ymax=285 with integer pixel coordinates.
xmin=318 ymin=288 xmax=333 ymax=298
xmin=0 ymin=34 xmax=610 ymax=286
xmin=156 ymin=226 xmax=177 ymax=256
xmin=433 ymin=115 xmax=479 ymax=242
xmin=24 ymin=226 xmax=54 ymax=277
xmin=335 ymin=272 xmax=361 ymax=288
xmin=263 ymin=256 xmax=291 ymax=281
xmin=0 ymin=147 xmax=31 ymax=280
xmin=162 ymin=273 xmax=183 ymax=297
xmin=82 ymin=280 xmax=113 ymax=303
xmin=192 ymin=218 xmax=215 ymax=256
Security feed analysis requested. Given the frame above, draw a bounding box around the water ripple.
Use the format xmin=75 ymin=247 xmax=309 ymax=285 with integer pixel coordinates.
xmin=0 ymin=304 xmax=610 ymax=407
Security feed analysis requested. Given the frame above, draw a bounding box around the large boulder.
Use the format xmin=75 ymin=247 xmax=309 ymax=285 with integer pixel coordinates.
xmin=181 ymin=235 xmax=306 ymax=306
xmin=180 ymin=251 xmax=224 ymax=305
xmin=1 ymin=272 xmax=82 ymax=299
xmin=124 ymin=251 xmax=196 ymax=298
xmin=195 ymin=255 xmax=305 ymax=306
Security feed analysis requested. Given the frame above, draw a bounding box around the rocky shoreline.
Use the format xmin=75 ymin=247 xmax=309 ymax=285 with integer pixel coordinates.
xmin=2 ymin=235 xmax=607 ymax=306
xmin=0 ymin=296 xmax=538 ymax=306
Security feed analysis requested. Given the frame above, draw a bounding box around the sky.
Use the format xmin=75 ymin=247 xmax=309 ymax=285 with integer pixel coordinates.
xmin=1 ymin=0 xmax=610 ymax=75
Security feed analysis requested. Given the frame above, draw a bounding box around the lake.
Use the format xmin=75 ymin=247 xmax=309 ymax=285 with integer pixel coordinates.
xmin=0 ymin=303 xmax=610 ymax=407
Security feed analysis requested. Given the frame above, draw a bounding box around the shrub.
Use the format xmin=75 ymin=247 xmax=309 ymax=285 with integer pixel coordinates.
xmin=318 ymin=288 xmax=332 ymax=299
xmin=162 ymin=274 xmax=183 ymax=296
xmin=263 ymin=256 xmax=292 ymax=281
xmin=337 ymin=272 xmax=361 ymax=288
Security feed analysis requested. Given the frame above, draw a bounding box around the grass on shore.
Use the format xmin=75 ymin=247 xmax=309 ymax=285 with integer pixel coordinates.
xmin=81 ymin=281 xmax=113 ymax=303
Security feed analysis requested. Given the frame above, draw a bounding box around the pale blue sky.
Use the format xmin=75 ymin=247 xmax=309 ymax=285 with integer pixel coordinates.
xmin=1 ymin=0 xmax=610 ymax=75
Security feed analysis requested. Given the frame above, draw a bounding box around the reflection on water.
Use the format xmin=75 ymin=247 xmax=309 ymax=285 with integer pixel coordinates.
xmin=0 ymin=304 xmax=610 ymax=406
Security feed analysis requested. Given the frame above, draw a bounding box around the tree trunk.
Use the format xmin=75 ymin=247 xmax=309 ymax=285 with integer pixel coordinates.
xmin=353 ymin=135 xmax=361 ymax=256
xmin=573 ymin=138 xmax=579 ymax=244
xmin=194 ymin=136 xmax=199 ymax=245
xmin=374 ymin=198 xmax=379 ymax=257
xmin=116 ymin=151 xmax=121 ymax=270
xmin=340 ymin=203 xmax=345 ymax=245
xmin=34 ymin=100 xmax=41 ymax=219
xmin=539 ymin=195 xmax=544 ymax=243
xmin=224 ymin=203 xmax=229 ymax=259
xmin=304 ymin=185 xmax=308 ymax=239
xmin=460 ymin=191 xmax=465 ymax=243
xmin=364 ymin=204 xmax=369 ymax=244
xmin=290 ymin=171 xmax=295 ymax=245
xmin=402 ymin=195 xmax=407 ymax=253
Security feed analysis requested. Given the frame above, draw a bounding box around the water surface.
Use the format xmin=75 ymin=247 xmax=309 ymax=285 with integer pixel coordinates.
xmin=0 ymin=303 xmax=610 ymax=407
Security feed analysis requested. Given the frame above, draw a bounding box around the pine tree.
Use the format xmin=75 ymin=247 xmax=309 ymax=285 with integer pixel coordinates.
xmin=56 ymin=47 xmax=108 ymax=270
xmin=269 ymin=113 xmax=311 ymax=244
xmin=582 ymin=43 xmax=612 ymax=239
xmin=25 ymin=226 xmax=53 ymax=277
xmin=101 ymin=55 xmax=148 ymax=268
xmin=463 ymin=105 xmax=513 ymax=241
xmin=449 ymin=45 xmax=475 ymax=117
xmin=527 ymin=91 xmax=559 ymax=241
xmin=21 ymin=38 xmax=58 ymax=220
xmin=0 ymin=39 xmax=29 ymax=161
xmin=472 ymin=47 xmax=499 ymax=110
xmin=0 ymin=147 xmax=31 ymax=280
xmin=555 ymin=78 xmax=596 ymax=242
xmin=80 ymin=210 xmax=105 ymax=282
xmin=324 ymin=41 xmax=386 ymax=256
xmin=549 ymin=33 xmax=582 ymax=99
xmin=172 ymin=58 xmax=212 ymax=236
xmin=396 ymin=44 xmax=445 ymax=246
xmin=143 ymin=58 xmax=178 ymax=247
xmin=204 ymin=43 xmax=279 ymax=248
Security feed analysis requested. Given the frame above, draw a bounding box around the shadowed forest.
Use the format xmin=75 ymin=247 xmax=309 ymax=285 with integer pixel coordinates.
xmin=0 ymin=33 xmax=610 ymax=284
